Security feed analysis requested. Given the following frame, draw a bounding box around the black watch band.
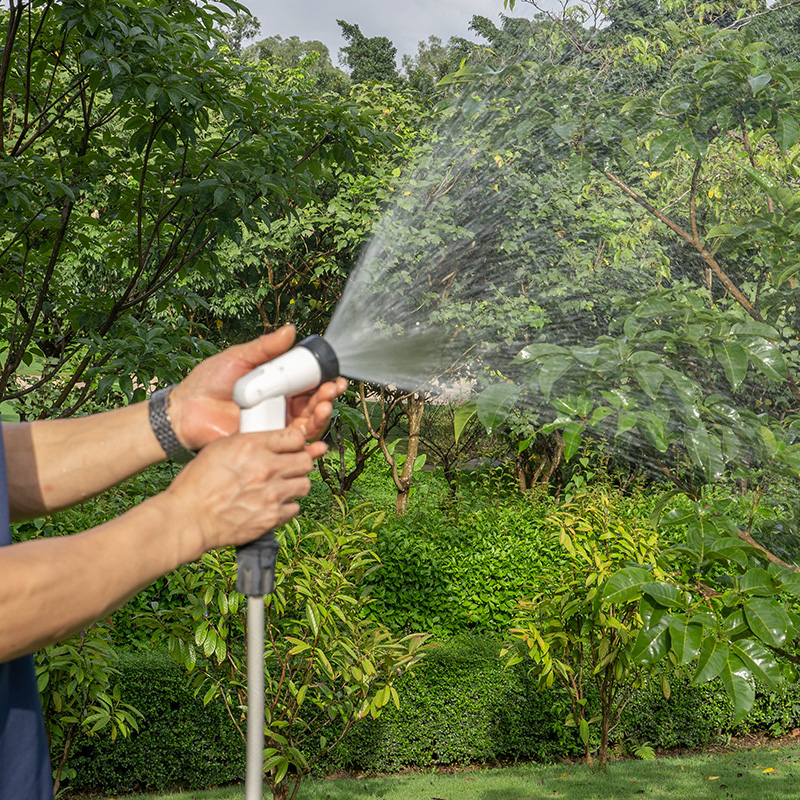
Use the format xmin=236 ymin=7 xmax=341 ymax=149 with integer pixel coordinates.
xmin=148 ymin=385 xmax=196 ymax=463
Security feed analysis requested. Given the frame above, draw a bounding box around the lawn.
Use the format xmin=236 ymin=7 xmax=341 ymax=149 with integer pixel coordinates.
xmin=108 ymin=742 xmax=800 ymax=800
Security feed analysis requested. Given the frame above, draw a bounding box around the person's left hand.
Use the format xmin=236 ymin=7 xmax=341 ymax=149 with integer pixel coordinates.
xmin=166 ymin=326 xmax=347 ymax=452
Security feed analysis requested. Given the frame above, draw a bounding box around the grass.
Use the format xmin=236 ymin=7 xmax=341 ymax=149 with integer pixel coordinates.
xmin=102 ymin=742 xmax=800 ymax=800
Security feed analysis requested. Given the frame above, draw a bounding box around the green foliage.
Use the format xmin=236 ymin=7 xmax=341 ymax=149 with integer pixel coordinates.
xmin=337 ymin=20 xmax=399 ymax=85
xmin=619 ymin=671 xmax=735 ymax=750
xmin=324 ymin=635 xmax=582 ymax=771
xmin=146 ymin=505 xmax=428 ymax=800
xmin=193 ymin=79 xmax=428 ymax=345
xmin=0 ymin=0 xmax=388 ymax=417
xmin=36 ymin=623 xmax=140 ymax=794
xmin=366 ymin=489 xmax=566 ymax=636
xmin=62 ymin=650 xmax=245 ymax=794
xmin=457 ymin=0 xmax=800 ymax=732
xmin=245 ymin=35 xmax=350 ymax=95
xmin=505 ymin=488 xmax=669 ymax=766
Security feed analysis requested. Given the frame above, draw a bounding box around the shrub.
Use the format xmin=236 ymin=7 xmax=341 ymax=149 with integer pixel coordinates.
xmin=323 ymin=635 xmax=583 ymax=772
xmin=63 ymin=650 xmax=245 ymax=794
xmin=618 ymin=672 xmax=734 ymax=750
xmin=366 ymin=493 xmax=568 ymax=636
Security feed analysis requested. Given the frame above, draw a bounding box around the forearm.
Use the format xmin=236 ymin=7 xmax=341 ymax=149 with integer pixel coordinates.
xmin=0 ymin=492 xmax=200 ymax=662
xmin=4 ymin=402 xmax=166 ymax=520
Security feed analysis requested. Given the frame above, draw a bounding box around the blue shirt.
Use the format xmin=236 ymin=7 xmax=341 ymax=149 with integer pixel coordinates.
xmin=0 ymin=425 xmax=54 ymax=798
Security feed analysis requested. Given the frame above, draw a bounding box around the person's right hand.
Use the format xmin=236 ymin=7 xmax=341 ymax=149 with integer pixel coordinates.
xmin=158 ymin=426 xmax=326 ymax=559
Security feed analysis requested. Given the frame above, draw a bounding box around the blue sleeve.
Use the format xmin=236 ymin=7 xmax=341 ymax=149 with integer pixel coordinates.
xmin=0 ymin=424 xmax=54 ymax=799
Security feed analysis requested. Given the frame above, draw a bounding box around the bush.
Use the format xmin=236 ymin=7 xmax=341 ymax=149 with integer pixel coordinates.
xmin=64 ymin=650 xmax=245 ymax=794
xmin=366 ymin=495 xmax=568 ymax=636
xmin=619 ymin=672 xmax=734 ymax=750
xmin=737 ymin=680 xmax=800 ymax=738
xmin=322 ymin=635 xmax=583 ymax=772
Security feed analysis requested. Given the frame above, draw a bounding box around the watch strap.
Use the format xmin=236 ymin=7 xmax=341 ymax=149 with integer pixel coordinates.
xmin=148 ymin=385 xmax=196 ymax=463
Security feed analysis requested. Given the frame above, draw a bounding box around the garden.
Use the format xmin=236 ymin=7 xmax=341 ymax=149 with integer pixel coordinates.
xmin=6 ymin=0 xmax=800 ymax=798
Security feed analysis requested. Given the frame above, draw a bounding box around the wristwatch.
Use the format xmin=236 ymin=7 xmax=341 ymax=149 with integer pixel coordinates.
xmin=148 ymin=385 xmax=196 ymax=463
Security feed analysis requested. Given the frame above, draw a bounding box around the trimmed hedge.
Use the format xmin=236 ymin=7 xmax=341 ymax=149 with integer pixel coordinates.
xmin=62 ymin=638 xmax=800 ymax=793
xmin=320 ymin=634 xmax=582 ymax=772
xmin=63 ymin=650 xmax=245 ymax=794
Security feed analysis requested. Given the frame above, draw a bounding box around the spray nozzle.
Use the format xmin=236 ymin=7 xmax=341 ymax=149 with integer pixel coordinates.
xmin=233 ymin=334 xmax=340 ymax=597
xmin=233 ymin=335 xmax=340 ymax=410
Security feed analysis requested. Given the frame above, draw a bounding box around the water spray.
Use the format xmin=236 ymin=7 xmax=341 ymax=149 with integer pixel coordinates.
xmin=233 ymin=334 xmax=339 ymax=800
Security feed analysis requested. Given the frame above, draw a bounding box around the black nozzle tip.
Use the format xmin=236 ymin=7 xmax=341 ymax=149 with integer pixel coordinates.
xmin=298 ymin=335 xmax=340 ymax=383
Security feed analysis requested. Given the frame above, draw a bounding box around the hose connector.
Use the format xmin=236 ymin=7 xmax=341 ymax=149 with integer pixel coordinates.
xmin=237 ymin=533 xmax=280 ymax=596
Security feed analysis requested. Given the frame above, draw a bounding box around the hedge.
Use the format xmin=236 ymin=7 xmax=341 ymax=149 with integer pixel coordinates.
xmin=61 ymin=637 xmax=800 ymax=793
xmin=320 ymin=634 xmax=582 ymax=772
xmin=63 ymin=650 xmax=245 ymax=794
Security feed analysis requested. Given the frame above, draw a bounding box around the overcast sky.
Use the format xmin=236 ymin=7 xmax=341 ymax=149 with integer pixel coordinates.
xmin=239 ymin=0 xmax=542 ymax=65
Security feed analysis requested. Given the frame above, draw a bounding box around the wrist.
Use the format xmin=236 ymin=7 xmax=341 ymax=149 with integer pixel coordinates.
xmin=149 ymin=385 xmax=196 ymax=463
xmin=145 ymin=490 xmax=208 ymax=565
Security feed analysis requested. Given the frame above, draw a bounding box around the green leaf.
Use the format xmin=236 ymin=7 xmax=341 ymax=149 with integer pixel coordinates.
xmin=631 ymin=611 xmax=671 ymax=664
xmin=476 ymin=383 xmax=519 ymax=433
xmin=642 ymin=581 xmax=685 ymax=609
xmin=669 ymin=616 xmax=704 ymax=665
xmin=745 ymin=338 xmax=786 ymax=382
xmin=713 ymin=342 xmax=748 ymax=391
xmin=537 ymin=357 xmax=574 ymax=397
xmin=637 ymin=411 xmax=668 ymax=452
xmin=776 ymin=572 xmax=800 ymax=598
xmin=649 ymin=130 xmax=678 ymax=165
xmin=776 ymin=114 xmax=800 ymax=152
xmin=562 ymin=421 xmax=583 ymax=461
xmin=602 ymin=567 xmax=651 ymax=605
xmin=616 ymin=411 xmax=638 ymax=438
xmin=305 ymin=603 xmax=320 ymax=638
xmin=748 ymin=72 xmax=771 ymax=95
xmin=730 ymin=639 xmax=781 ymax=690
xmin=579 ymin=717 xmax=590 ymax=745
xmin=706 ymin=223 xmax=746 ymax=238
xmin=775 ymin=261 xmax=800 ymax=288
xmin=744 ymin=598 xmax=790 ymax=648
xmin=684 ymin=424 xmax=724 ymax=480
xmin=454 ymin=401 xmax=477 ymax=444
xmin=719 ymin=654 xmax=755 ymax=723
xmin=512 ymin=343 xmax=569 ymax=363
xmin=553 ymin=120 xmax=577 ymax=142
xmin=739 ymin=568 xmax=776 ymax=597
xmin=692 ymin=637 xmax=729 ymax=684
xmin=633 ymin=365 xmax=664 ymax=400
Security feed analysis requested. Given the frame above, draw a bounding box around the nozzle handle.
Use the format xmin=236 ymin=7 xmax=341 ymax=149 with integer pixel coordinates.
xmin=237 ymin=533 xmax=280 ymax=596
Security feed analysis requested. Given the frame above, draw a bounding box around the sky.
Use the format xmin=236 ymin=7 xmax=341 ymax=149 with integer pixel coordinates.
xmin=238 ymin=0 xmax=539 ymax=65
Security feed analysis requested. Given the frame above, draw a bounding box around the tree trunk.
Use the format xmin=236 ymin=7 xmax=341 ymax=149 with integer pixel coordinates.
xmin=395 ymin=393 xmax=425 ymax=515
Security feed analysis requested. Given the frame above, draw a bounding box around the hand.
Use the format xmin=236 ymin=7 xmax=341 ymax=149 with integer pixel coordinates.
xmin=167 ymin=326 xmax=347 ymax=451
xmin=162 ymin=427 xmax=328 ymax=556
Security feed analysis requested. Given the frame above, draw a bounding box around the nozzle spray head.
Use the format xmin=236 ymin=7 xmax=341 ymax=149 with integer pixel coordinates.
xmin=233 ymin=335 xmax=340 ymax=410
xmin=234 ymin=335 xmax=339 ymax=597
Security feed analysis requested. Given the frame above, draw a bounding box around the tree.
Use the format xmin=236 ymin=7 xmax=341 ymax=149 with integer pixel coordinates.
xmin=244 ymin=35 xmax=350 ymax=95
xmin=0 ymin=0 xmax=382 ymax=420
xmin=218 ymin=10 xmax=261 ymax=55
xmin=185 ymin=80 xmax=429 ymax=346
xmin=402 ymin=36 xmax=466 ymax=98
xmin=505 ymin=488 xmax=668 ymax=767
xmin=337 ymin=20 xmax=399 ymax=84
xmin=464 ymin=0 xmax=800 ymax=721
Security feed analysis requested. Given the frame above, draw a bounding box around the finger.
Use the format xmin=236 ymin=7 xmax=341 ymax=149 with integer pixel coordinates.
xmin=272 ymin=500 xmax=301 ymax=529
xmin=230 ymin=325 xmax=297 ymax=372
xmin=306 ymin=441 xmax=328 ymax=460
xmin=268 ymin=451 xmax=315 ymax=480
xmin=259 ymin=427 xmax=308 ymax=453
